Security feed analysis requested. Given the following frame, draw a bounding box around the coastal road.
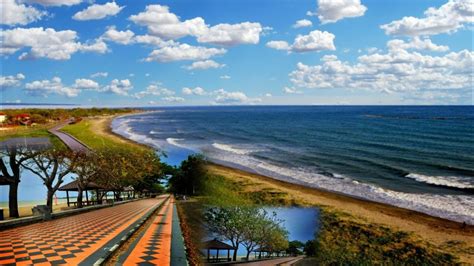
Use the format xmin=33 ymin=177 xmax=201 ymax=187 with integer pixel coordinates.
xmin=117 ymin=196 xmax=188 ymax=265
xmin=0 ymin=197 xmax=167 ymax=265
xmin=48 ymin=121 xmax=89 ymax=153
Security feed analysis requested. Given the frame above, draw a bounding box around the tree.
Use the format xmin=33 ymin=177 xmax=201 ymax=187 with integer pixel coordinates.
xmin=304 ymin=240 xmax=317 ymax=256
xmin=287 ymin=240 xmax=304 ymax=256
xmin=72 ymin=153 xmax=101 ymax=208
xmin=169 ymin=154 xmax=206 ymax=195
xmin=204 ymin=206 xmax=252 ymax=261
xmin=22 ymin=149 xmax=77 ymax=212
xmin=0 ymin=144 xmax=40 ymax=218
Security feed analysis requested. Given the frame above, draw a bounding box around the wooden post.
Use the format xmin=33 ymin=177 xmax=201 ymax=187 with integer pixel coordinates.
xmin=228 ymin=249 xmax=231 ymax=261
xmin=66 ymin=191 xmax=70 ymax=207
xmin=85 ymin=190 xmax=89 ymax=206
xmin=207 ymin=249 xmax=210 ymax=262
xmin=216 ymin=249 xmax=219 ymax=261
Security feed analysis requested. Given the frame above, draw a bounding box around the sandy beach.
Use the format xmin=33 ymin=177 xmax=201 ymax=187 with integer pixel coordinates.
xmin=101 ymin=114 xmax=474 ymax=263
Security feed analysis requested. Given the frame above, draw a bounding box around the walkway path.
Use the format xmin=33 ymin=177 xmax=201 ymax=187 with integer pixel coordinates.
xmin=118 ymin=196 xmax=187 ymax=265
xmin=48 ymin=121 xmax=89 ymax=153
xmin=238 ymin=256 xmax=304 ymax=266
xmin=0 ymin=197 xmax=167 ymax=265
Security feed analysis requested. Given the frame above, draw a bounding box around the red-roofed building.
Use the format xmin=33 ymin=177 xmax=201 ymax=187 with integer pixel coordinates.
xmin=15 ymin=113 xmax=31 ymax=125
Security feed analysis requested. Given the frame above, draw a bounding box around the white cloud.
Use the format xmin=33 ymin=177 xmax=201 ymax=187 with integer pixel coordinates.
xmin=129 ymin=4 xmax=263 ymax=46
xmin=0 ymin=0 xmax=46 ymax=26
xmin=134 ymin=34 xmax=176 ymax=47
xmin=80 ymin=39 xmax=108 ymax=53
xmin=283 ymin=86 xmax=303 ymax=94
xmin=220 ymin=75 xmax=231 ymax=79
xmin=267 ymin=30 xmax=336 ymax=53
xmin=129 ymin=5 xmax=207 ymax=39
xmin=25 ymin=77 xmax=80 ymax=97
xmin=101 ymin=26 xmax=135 ymax=45
xmin=387 ymin=37 xmax=449 ymax=52
xmin=197 ymin=22 xmax=263 ymax=46
xmin=144 ymin=43 xmax=226 ymax=62
xmin=289 ymin=46 xmax=473 ymax=96
xmin=380 ymin=0 xmax=474 ymax=36
xmin=212 ymin=89 xmax=262 ymax=105
xmin=133 ymin=84 xmax=175 ymax=99
xmin=184 ymin=60 xmax=225 ymax=70
xmin=182 ymin=86 xmax=206 ymax=95
xmin=162 ymin=96 xmax=185 ymax=102
xmin=73 ymin=2 xmax=124 ymax=21
xmin=266 ymin=41 xmax=290 ymax=50
xmin=0 ymin=27 xmax=107 ymax=60
xmin=90 ymin=72 xmax=108 ymax=78
xmin=73 ymin=78 xmax=99 ymax=90
xmin=24 ymin=0 xmax=81 ymax=6
xmin=0 ymin=73 xmax=25 ymax=88
xmin=102 ymin=79 xmax=133 ymax=96
xmin=293 ymin=19 xmax=313 ymax=28
xmin=310 ymin=0 xmax=367 ymax=24
xmin=264 ymin=93 xmax=272 ymax=97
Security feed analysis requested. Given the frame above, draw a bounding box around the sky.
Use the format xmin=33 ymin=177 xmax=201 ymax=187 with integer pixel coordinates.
xmin=0 ymin=0 xmax=473 ymax=106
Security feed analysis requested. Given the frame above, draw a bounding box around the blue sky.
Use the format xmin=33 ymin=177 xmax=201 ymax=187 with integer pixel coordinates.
xmin=1 ymin=0 xmax=473 ymax=106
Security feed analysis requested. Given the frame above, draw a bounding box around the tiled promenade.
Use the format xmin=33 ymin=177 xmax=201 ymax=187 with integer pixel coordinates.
xmin=0 ymin=197 xmax=167 ymax=265
xmin=119 ymin=197 xmax=187 ymax=266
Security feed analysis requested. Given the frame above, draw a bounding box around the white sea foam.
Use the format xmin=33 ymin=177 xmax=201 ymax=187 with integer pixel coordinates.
xmin=112 ymin=118 xmax=160 ymax=149
xmin=212 ymin=143 xmax=259 ymax=155
xmin=166 ymin=138 xmax=187 ymax=148
xmin=149 ymin=130 xmax=159 ymax=134
xmin=406 ymin=173 xmax=474 ymax=189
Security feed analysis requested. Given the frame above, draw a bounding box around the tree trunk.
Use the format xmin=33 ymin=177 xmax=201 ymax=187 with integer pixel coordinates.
xmin=77 ymin=187 xmax=83 ymax=208
xmin=8 ymin=182 xmax=19 ymax=218
xmin=233 ymin=244 xmax=239 ymax=261
xmin=46 ymin=189 xmax=54 ymax=213
xmin=246 ymin=249 xmax=251 ymax=261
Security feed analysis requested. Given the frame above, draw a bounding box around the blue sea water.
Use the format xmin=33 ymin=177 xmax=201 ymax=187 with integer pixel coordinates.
xmin=113 ymin=106 xmax=474 ymax=224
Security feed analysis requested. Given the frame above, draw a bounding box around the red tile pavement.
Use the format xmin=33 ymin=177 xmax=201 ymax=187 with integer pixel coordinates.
xmin=121 ymin=197 xmax=174 ymax=265
xmin=0 ymin=197 xmax=167 ymax=265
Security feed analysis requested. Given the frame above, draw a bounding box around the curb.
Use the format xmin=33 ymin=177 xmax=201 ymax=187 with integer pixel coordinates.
xmin=90 ymin=195 xmax=171 ymax=266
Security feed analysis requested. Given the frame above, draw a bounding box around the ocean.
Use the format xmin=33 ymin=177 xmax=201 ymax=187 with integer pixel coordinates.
xmin=112 ymin=106 xmax=474 ymax=224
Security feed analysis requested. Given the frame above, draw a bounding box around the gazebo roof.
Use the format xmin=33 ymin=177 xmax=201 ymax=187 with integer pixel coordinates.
xmin=202 ymin=239 xmax=235 ymax=250
xmin=59 ymin=180 xmax=106 ymax=191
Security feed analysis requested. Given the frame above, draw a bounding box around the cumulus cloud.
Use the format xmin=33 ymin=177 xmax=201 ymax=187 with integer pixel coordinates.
xmin=24 ymin=0 xmax=82 ymax=6
xmin=283 ymin=86 xmax=303 ymax=94
xmin=293 ymin=19 xmax=313 ymax=28
xmin=102 ymin=79 xmax=133 ymax=96
xmin=1 ymin=0 xmax=46 ymax=26
xmin=266 ymin=30 xmax=336 ymax=53
xmin=212 ymin=89 xmax=262 ymax=105
xmin=184 ymin=60 xmax=225 ymax=70
xmin=220 ymin=75 xmax=231 ymax=79
xmin=129 ymin=4 xmax=263 ymax=45
xmin=197 ymin=22 xmax=263 ymax=46
xmin=73 ymin=2 xmax=124 ymax=21
xmin=266 ymin=41 xmax=290 ymax=51
xmin=0 ymin=73 xmax=25 ymax=88
xmin=309 ymin=0 xmax=367 ymax=24
xmin=25 ymin=77 xmax=80 ymax=97
xmin=387 ymin=37 xmax=449 ymax=52
xmin=144 ymin=43 xmax=226 ymax=62
xmin=101 ymin=26 xmax=135 ymax=45
xmin=289 ymin=46 xmax=473 ymax=95
xmin=380 ymin=0 xmax=474 ymax=36
xmin=133 ymin=84 xmax=175 ymax=99
xmin=0 ymin=27 xmax=107 ymax=60
xmin=133 ymin=34 xmax=177 ymax=47
xmin=73 ymin=78 xmax=99 ymax=90
xmin=90 ymin=72 xmax=108 ymax=78
xmin=162 ymin=96 xmax=185 ymax=103
xmin=182 ymin=86 xmax=206 ymax=95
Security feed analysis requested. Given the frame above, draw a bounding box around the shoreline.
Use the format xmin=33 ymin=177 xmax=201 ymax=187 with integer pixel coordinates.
xmin=105 ymin=113 xmax=474 ymax=262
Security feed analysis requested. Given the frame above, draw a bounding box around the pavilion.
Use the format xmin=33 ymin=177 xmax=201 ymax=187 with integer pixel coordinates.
xmin=58 ymin=180 xmax=107 ymax=207
xmin=202 ymin=238 xmax=235 ymax=263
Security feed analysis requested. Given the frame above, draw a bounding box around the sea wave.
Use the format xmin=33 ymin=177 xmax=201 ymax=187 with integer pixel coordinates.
xmin=212 ymin=143 xmax=258 ymax=155
xmin=112 ymin=118 xmax=160 ymax=148
xmin=406 ymin=173 xmax=474 ymax=189
xmin=166 ymin=138 xmax=188 ymax=148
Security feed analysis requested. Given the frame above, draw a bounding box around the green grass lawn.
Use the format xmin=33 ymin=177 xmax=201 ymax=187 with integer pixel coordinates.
xmin=61 ymin=120 xmax=147 ymax=152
